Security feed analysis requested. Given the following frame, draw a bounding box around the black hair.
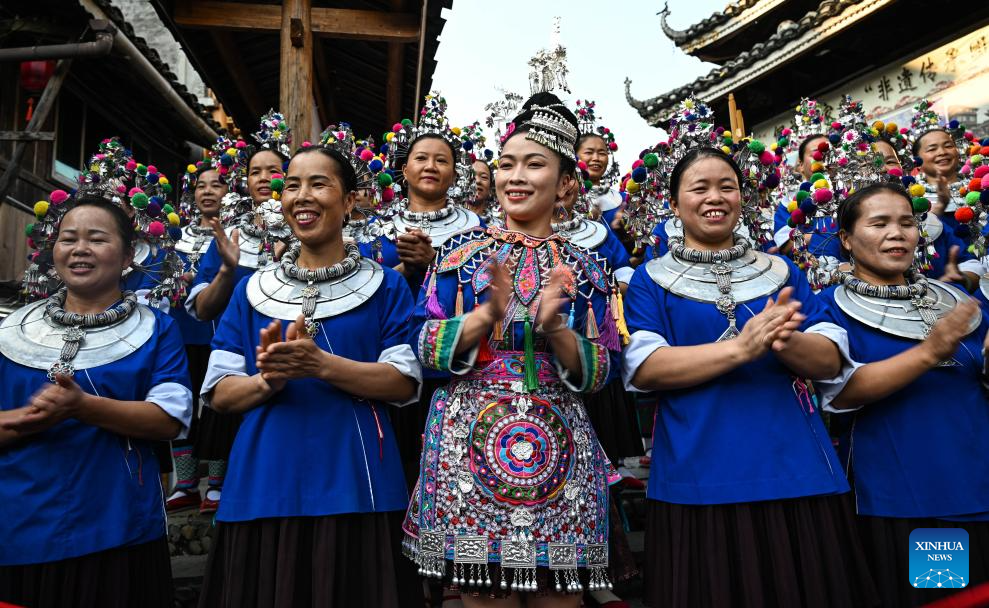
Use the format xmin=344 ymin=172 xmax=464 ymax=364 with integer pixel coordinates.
xmin=505 ymin=92 xmax=579 ymax=177
xmin=837 ymin=182 xmax=912 ymax=234
xmin=247 ymin=146 xmax=289 ymax=172
xmin=797 ymin=133 xmax=826 ymax=162
xmin=910 ymin=128 xmax=951 ymax=157
xmin=407 ymin=133 xmax=458 ymax=167
xmin=60 ymin=194 xmax=135 ymax=254
xmin=668 ymin=147 xmax=745 ymax=202
xmin=289 ymin=145 xmax=359 ymax=193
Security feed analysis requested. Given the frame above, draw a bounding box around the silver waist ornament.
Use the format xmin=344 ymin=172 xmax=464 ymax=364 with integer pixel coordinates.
xmin=0 ymin=290 xmax=152 ymax=381
xmin=834 ymin=274 xmax=978 ymax=354
xmin=552 ymin=217 xmax=608 ymax=250
xmin=390 ymin=203 xmax=480 ymax=248
xmin=247 ymin=242 xmax=384 ymax=336
xmin=646 ymin=237 xmax=790 ymax=341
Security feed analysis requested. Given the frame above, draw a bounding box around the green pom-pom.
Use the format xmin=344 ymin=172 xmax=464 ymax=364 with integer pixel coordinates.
xmin=796 ymin=190 xmax=810 ymax=202
xmin=810 ymin=172 xmax=826 ymax=183
xmin=748 ymin=140 xmax=765 ymax=154
xmin=162 ymin=183 xmax=173 ymax=194
xmin=162 ymin=204 xmax=175 ymax=214
xmin=131 ymin=193 xmax=149 ymax=209
xmin=912 ymin=196 xmax=931 ymax=213
xmin=270 ymin=177 xmax=284 ymax=193
xmin=377 ymin=172 xmax=393 ymax=187
xmin=25 ymin=223 xmax=34 ymax=237
xmin=643 ymin=153 xmax=659 ymax=169
xmin=401 ymin=118 xmax=413 ymax=127
xmin=136 ymin=164 xmax=148 ymax=176
xmin=583 ymin=179 xmax=593 ymax=189
xmin=966 ymin=191 xmax=981 ymax=205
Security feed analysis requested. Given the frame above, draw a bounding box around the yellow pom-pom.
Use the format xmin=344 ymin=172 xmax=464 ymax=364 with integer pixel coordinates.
xmin=187 ymin=164 xmax=197 ymax=173
xmin=909 ymin=183 xmax=926 ymax=197
xmin=90 ymin=163 xmax=99 ymax=172
xmin=451 ymin=127 xmax=461 ymax=136
xmin=226 ymin=148 xmax=237 ymax=156
xmin=872 ymin=121 xmax=884 ymax=131
xmin=385 ymin=132 xmax=395 ymax=142
xmin=159 ymin=176 xmax=169 ymax=185
xmin=885 ymin=122 xmax=898 ymax=134
xmin=721 ymin=146 xmax=731 ymax=155
xmin=787 ymin=200 xmax=798 ymax=212
xmin=34 ymin=201 xmax=49 ymax=217
xmin=813 ymin=178 xmax=829 ymax=190
xmin=167 ymin=212 xmax=180 ymax=226
xmin=272 ymin=191 xmax=280 ymax=200
xmin=626 ymin=181 xmax=640 ymax=194
xmin=811 ymin=161 xmax=824 ymax=172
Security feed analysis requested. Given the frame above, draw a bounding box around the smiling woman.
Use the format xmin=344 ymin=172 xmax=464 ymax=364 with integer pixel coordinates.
xmin=0 ymin=195 xmax=192 ymax=608
xmin=195 ymin=137 xmax=423 ymax=608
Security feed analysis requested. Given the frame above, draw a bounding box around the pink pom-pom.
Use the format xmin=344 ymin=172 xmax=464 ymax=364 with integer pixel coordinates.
xmin=831 ymin=121 xmax=842 ymax=129
xmin=236 ymin=140 xmax=247 ymax=149
xmin=608 ymin=142 xmax=618 ymax=151
xmin=790 ymin=209 xmax=806 ymax=225
xmin=837 ymin=157 xmax=849 ymax=167
xmin=302 ymin=140 xmax=311 ymax=147
xmin=887 ymin=167 xmax=903 ymax=177
xmin=49 ymin=190 xmax=69 ymax=205
xmin=759 ymin=151 xmax=774 ymax=165
xmin=631 ymin=159 xmax=644 ymax=169
xmin=813 ymin=189 xmax=833 ymax=203
xmin=26 ymin=238 xmax=36 ymax=249
xmin=812 ymin=151 xmax=824 ymax=161
xmin=147 ymin=221 xmax=166 ymax=237
xmin=147 ymin=165 xmax=157 ymax=174
xmin=218 ymin=166 xmax=228 ymax=174
xmin=981 ymin=175 xmax=989 ymax=190
xmin=961 ymin=165 xmax=972 ymax=176
xmin=974 ymin=166 xmax=989 ymax=179
xmin=577 ymin=160 xmax=588 ymax=171
xmin=125 ymin=160 xmax=137 ymax=171
xmin=128 ymin=187 xmax=144 ymax=197
xmin=381 ymin=187 xmax=395 ymax=203
xmin=116 ymin=184 xmax=127 ymax=194
xmin=359 ymin=149 xmax=374 ymax=161
xmin=782 ymin=128 xmax=792 ymax=136
xmin=392 ymin=123 xmax=403 ymax=132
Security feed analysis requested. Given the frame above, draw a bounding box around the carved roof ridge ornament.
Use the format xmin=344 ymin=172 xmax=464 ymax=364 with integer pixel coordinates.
xmin=661 ymin=0 xmax=780 ymax=50
xmin=626 ymin=0 xmax=878 ymax=125
xmin=659 ymin=3 xmax=689 ymax=44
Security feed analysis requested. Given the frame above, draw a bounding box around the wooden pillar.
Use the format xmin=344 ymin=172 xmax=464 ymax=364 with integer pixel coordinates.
xmin=0 ymin=58 xmax=72 ymax=208
xmin=385 ymin=0 xmax=405 ymax=125
xmin=280 ymin=0 xmax=314 ymax=143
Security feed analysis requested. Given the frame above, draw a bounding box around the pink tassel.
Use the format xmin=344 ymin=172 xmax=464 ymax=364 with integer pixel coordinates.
xmin=424 ymin=266 xmax=447 ymax=320
xmin=596 ymin=300 xmax=621 ymax=352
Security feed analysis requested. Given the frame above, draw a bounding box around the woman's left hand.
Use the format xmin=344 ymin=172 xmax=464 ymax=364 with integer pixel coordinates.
xmin=939 ymin=245 xmax=967 ymax=284
xmin=2 ymin=374 xmax=86 ymax=433
xmin=536 ymin=266 xmax=573 ymax=333
xmin=256 ymin=315 xmax=333 ymax=382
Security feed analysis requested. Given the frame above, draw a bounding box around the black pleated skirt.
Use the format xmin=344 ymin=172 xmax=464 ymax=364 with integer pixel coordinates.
xmin=584 ymin=378 xmax=644 ymax=463
xmin=643 ymin=494 xmax=880 ymax=608
xmin=858 ymin=515 xmax=989 ymax=607
xmin=392 ymin=376 xmax=448 ymax=491
xmin=198 ymin=512 xmax=407 ymax=608
xmin=0 ymin=536 xmax=172 ymax=608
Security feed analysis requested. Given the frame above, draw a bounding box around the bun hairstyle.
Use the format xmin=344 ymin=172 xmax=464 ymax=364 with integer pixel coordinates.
xmin=504 ymin=92 xmax=579 ymax=175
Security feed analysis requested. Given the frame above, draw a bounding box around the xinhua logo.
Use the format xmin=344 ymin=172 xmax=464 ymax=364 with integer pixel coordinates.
xmin=909 ymin=528 xmax=969 ymax=589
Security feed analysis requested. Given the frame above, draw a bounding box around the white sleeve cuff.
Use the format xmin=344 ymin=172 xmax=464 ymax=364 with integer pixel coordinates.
xmin=184 ymin=282 xmax=209 ymax=320
xmin=201 ymin=349 xmax=248 ymax=408
xmin=450 ymin=344 xmax=480 ymax=375
xmin=804 ymin=321 xmax=865 ymax=413
xmin=773 ymin=224 xmax=793 ymax=248
xmin=614 ymin=266 xmax=634 ymax=285
xmin=959 ymin=259 xmax=986 ymax=276
xmin=379 ymin=344 xmax=423 ymax=407
xmin=146 ymin=382 xmax=194 ymax=439
xmin=135 ymin=288 xmax=171 ymax=312
xmin=622 ymin=330 xmax=670 ymax=392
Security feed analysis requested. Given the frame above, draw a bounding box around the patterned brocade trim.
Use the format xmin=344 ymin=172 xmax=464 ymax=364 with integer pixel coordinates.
xmin=418 ymin=317 xmax=467 ymax=372
xmin=557 ymin=335 xmax=610 ymax=394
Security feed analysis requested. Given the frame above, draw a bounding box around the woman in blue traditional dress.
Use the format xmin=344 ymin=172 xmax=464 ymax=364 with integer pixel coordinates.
xmin=623 ymin=147 xmax=879 ymax=608
xmin=814 ymin=182 xmax=989 ymax=607
xmin=196 ymin=139 xmax=421 ymax=608
xmin=403 ymin=92 xmax=622 ymax=607
xmin=0 ymin=196 xmax=193 ymax=608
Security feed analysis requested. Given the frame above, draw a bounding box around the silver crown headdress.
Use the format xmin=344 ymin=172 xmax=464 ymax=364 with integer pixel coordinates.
xmin=252 ymin=109 xmax=292 ymax=158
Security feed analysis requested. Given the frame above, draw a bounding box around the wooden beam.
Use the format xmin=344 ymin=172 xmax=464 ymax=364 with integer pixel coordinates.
xmin=174 ymin=1 xmax=420 ymax=43
xmin=0 ymin=58 xmax=71 ymax=209
xmin=311 ymin=36 xmax=333 ymax=129
xmin=280 ymin=0 xmax=313 ymax=144
xmin=210 ymin=30 xmax=264 ymax=120
xmin=386 ymin=0 xmax=405 ymax=125
xmin=0 ymin=131 xmax=54 ymax=142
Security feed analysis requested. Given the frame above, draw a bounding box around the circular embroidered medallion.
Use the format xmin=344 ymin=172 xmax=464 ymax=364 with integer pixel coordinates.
xmin=469 ymin=398 xmax=573 ymax=506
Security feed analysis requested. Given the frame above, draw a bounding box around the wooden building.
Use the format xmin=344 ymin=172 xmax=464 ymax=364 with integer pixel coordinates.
xmin=627 ymin=0 xmax=989 ymax=143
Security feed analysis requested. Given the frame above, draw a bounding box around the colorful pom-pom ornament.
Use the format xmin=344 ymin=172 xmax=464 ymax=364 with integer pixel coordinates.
xmin=147 ymin=221 xmax=166 ymax=237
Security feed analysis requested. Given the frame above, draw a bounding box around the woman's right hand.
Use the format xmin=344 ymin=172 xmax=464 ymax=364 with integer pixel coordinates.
xmin=733 ymin=287 xmax=803 ymax=362
xmin=922 ymin=300 xmax=978 ymax=363
xmin=255 ymin=319 xmax=287 ymax=393
xmin=476 ymin=262 xmax=510 ymax=329
xmin=209 ymin=218 xmax=240 ymax=271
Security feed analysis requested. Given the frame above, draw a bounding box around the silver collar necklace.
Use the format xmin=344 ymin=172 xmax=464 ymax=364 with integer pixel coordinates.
xmin=44 ymin=288 xmax=139 ymax=381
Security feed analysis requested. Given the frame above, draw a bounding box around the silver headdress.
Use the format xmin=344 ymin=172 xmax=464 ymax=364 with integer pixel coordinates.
xmin=252 ymin=109 xmax=292 ymax=158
